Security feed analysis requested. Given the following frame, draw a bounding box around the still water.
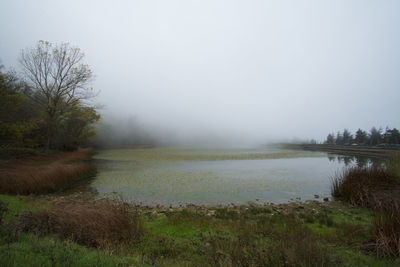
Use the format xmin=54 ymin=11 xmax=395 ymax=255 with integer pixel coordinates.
xmin=91 ymin=147 xmax=373 ymax=206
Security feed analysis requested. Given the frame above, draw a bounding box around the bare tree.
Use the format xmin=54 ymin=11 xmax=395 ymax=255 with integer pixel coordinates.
xmin=19 ymin=41 xmax=95 ymax=151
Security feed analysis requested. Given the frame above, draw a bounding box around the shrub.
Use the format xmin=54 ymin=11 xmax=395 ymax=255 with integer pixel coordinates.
xmin=331 ymin=164 xmax=400 ymax=258
xmin=331 ymin=166 xmax=398 ymax=209
xmin=18 ymin=200 xmax=143 ymax=248
xmin=0 ymin=147 xmax=40 ymax=160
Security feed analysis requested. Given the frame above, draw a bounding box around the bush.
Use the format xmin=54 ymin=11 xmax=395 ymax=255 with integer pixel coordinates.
xmin=0 ymin=147 xmax=40 ymax=160
xmin=331 ymin=166 xmax=398 ymax=209
xmin=331 ymin=165 xmax=400 ymax=257
xmin=18 ymin=200 xmax=143 ymax=248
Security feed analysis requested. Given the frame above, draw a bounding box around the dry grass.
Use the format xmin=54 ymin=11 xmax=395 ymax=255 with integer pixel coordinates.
xmin=331 ymin=165 xmax=400 ymax=257
xmin=331 ymin=166 xmax=400 ymax=209
xmin=373 ymin=207 xmax=400 ymax=257
xmin=0 ymin=149 xmax=95 ymax=194
xmin=18 ymin=199 xmax=143 ymax=248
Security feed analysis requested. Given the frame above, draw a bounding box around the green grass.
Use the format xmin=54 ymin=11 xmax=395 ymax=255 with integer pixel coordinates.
xmin=0 ymin=233 xmax=144 ymax=267
xmin=0 ymin=195 xmax=144 ymax=267
xmin=1 ymin=194 xmax=400 ymax=266
xmin=0 ymin=195 xmax=45 ymax=222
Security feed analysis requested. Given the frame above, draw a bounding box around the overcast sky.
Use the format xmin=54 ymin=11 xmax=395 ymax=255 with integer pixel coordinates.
xmin=1 ymin=0 xmax=399 ymax=144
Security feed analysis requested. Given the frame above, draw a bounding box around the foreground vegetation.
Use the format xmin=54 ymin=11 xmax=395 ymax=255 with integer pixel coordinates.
xmin=332 ymin=163 xmax=400 ymax=257
xmin=1 ymin=194 xmax=399 ymax=266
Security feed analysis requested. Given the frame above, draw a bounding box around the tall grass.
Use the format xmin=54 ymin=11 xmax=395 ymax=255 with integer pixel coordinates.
xmin=331 ymin=166 xmax=397 ymax=208
xmin=0 ymin=149 xmax=95 ymax=194
xmin=331 ymin=164 xmax=400 ymax=257
xmin=373 ymin=209 xmax=400 ymax=257
xmin=207 ymin=214 xmax=337 ymax=266
xmin=18 ymin=199 xmax=143 ymax=248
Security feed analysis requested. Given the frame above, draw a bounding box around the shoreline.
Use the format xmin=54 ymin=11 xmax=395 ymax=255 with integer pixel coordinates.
xmin=285 ymin=144 xmax=400 ymax=158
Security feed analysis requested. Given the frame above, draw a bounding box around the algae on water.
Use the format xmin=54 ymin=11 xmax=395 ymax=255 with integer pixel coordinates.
xmin=92 ymin=147 xmax=346 ymax=206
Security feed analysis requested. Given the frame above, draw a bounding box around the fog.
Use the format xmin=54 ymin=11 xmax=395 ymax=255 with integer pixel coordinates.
xmin=1 ymin=0 xmax=399 ymax=146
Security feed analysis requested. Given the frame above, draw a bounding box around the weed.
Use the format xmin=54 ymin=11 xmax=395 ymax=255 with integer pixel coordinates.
xmin=0 ymin=200 xmax=7 ymax=225
xmin=373 ymin=209 xmax=400 ymax=257
xmin=18 ymin=199 xmax=143 ymax=248
xmin=0 ymin=149 xmax=95 ymax=194
xmin=214 ymin=208 xmax=239 ymax=220
xmin=207 ymin=213 xmax=337 ymax=266
xmin=331 ymin=166 xmax=399 ymax=209
xmin=331 ymin=164 xmax=400 ymax=258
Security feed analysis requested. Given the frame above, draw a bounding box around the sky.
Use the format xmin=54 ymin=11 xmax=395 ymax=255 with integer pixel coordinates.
xmin=1 ymin=0 xmax=399 ymax=145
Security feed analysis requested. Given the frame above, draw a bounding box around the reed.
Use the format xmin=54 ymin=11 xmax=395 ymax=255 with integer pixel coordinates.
xmin=18 ymin=199 xmax=143 ymax=248
xmin=331 ymin=164 xmax=400 ymax=257
xmin=331 ymin=166 xmax=397 ymax=209
xmin=0 ymin=149 xmax=95 ymax=194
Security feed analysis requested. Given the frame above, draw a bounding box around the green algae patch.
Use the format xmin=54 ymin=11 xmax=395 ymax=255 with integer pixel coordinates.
xmin=92 ymin=147 xmax=345 ymax=206
xmin=93 ymin=147 xmax=324 ymax=162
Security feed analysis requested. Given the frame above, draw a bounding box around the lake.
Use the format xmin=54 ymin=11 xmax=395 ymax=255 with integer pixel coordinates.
xmin=91 ymin=146 xmax=356 ymax=206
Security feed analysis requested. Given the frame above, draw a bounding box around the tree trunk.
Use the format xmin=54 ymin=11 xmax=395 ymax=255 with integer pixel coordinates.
xmin=45 ymin=128 xmax=51 ymax=153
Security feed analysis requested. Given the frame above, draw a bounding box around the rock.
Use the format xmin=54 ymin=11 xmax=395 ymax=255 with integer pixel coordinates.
xmin=206 ymin=210 xmax=215 ymax=217
xmin=150 ymin=210 xmax=158 ymax=219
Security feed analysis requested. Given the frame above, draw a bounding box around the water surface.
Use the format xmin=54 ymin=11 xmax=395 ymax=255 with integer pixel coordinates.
xmin=92 ymin=147 xmax=349 ymax=206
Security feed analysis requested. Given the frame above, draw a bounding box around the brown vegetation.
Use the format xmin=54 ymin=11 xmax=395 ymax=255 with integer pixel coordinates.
xmin=18 ymin=199 xmax=143 ymax=248
xmin=0 ymin=149 xmax=95 ymax=194
xmin=332 ymin=164 xmax=400 ymax=257
xmin=373 ymin=210 xmax=400 ymax=257
xmin=331 ymin=166 xmax=400 ymax=209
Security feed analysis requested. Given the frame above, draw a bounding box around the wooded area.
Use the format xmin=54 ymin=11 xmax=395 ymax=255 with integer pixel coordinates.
xmin=0 ymin=41 xmax=99 ymax=157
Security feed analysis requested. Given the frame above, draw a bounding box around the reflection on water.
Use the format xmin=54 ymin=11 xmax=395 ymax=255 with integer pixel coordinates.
xmin=327 ymin=154 xmax=386 ymax=168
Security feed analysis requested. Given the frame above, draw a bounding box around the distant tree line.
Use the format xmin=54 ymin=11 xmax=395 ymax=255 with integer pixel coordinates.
xmin=0 ymin=41 xmax=99 ymax=154
xmin=324 ymin=127 xmax=400 ymax=146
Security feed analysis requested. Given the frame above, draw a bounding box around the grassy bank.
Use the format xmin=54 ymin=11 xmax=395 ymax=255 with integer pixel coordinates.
xmin=0 ymin=149 xmax=96 ymax=194
xmin=1 ymin=194 xmax=399 ymax=266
